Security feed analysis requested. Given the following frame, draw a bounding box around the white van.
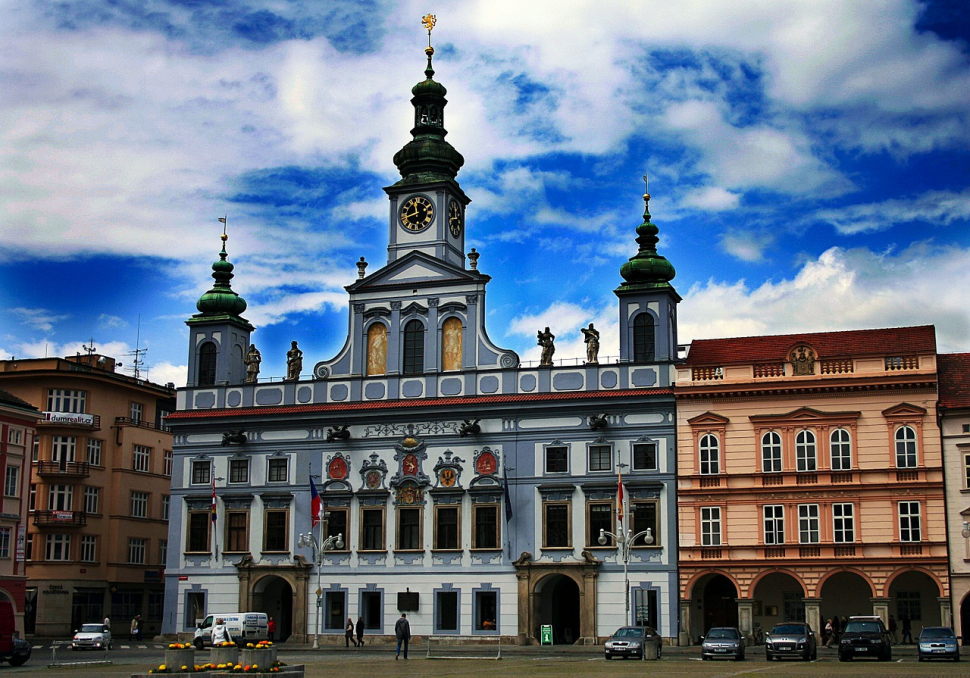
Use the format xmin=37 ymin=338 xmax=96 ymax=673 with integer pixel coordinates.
xmin=193 ymin=613 xmax=269 ymax=649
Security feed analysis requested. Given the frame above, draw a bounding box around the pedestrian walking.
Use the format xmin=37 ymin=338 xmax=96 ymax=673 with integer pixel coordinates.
xmin=394 ymin=613 xmax=411 ymax=660
xmin=346 ymin=617 xmax=358 ymax=647
xmin=823 ymin=618 xmax=834 ymax=647
xmin=103 ymin=616 xmax=110 ymax=632
xmin=267 ymin=616 xmax=276 ymax=642
xmin=129 ymin=614 xmax=141 ymax=641
xmin=831 ymin=614 xmax=840 ymax=642
xmin=211 ymin=618 xmax=232 ymax=645
xmin=356 ymin=616 xmax=365 ymax=647
xmin=888 ymin=614 xmax=897 ymax=644
xmin=901 ymin=614 xmax=912 ymax=644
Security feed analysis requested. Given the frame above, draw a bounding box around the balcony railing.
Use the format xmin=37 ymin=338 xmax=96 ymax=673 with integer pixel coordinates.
xmin=33 ymin=510 xmax=87 ymax=527
xmin=35 ymin=461 xmax=91 ymax=478
xmin=115 ymin=416 xmax=172 ymax=433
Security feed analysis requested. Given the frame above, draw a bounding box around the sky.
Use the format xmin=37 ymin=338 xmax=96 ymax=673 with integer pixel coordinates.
xmin=1 ymin=0 xmax=969 ymax=386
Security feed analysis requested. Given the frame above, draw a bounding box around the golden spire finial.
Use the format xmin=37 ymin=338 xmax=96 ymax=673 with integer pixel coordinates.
xmin=642 ymin=173 xmax=650 ymax=204
xmin=422 ymin=14 xmax=436 ymax=52
xmin=218 ymin=215 xmax=228 ymax=243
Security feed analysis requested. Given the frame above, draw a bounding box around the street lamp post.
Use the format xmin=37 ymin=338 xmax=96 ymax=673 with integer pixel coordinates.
xmin=599 ymin=526 xmax=654 ymax=624
xmin=298 ymin=524 xmax=344 ymax=649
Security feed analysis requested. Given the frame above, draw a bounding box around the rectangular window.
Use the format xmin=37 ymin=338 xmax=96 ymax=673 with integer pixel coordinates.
xmin=229 ymin=459 xmax=249 ymax=484
xmin=159 ymin=540 xmax=168 ymax=566
xmin=472 ymin=505 xmax=500 ymax=549
xmin=263 ymin=510 xmax=288 ymax=551
xmin=225 ymin=512 xmax=249 ymax=552
xmin=130 ymin=402 xmax=143 ymax=423
xmin=764 ymin=505 xmax=785 ymax=545
xmin=360 ymin=508 xmax=385 ymax=551
xmin=6 ymin=428 xmax=22 ymax=445
xmin=543 ymin=502 xmax=570 ymax=548
xmin=162 ymin=495 xmax=170 ymax=520
xmin=587 ymin=501 xmax=614 ymax=546
xmin=798 ymin=504 xmax=820 ymax=544
xmin=701 ymin=507 xmax=721 ymax=546
xmin=128 ymin=538 xmax=146 ymax=564
xmin=84 ymin=486 xmax=100 ymax=514
xmin=899 ymin=501 xmax=921 ymax=542
xmin=47 ymin=389 xmax=86 ymax=413
xmin=545 ymin=445 xmax=568 ymax=473
xmin=29 ymin=484 xmax=36 ymax=511
xmin=133 ymin=445 xmax=151 ymax=472
xmin=632 ymin=442 xmax=658 ymax=471
xmin=148 ymin=591 xmax=164 ymax=621
xmin=4 ymin=466 xmax=19 ymax=497
xmin=32 ymin=437 xmax=39 ymax=462
xmin=361 ymin=590 xmax=382 ymax=630
xmin=0 ymin=528 xmax=10 ymax=558
xmin=830 ymin=429 xmax=852 ymax=470
xmin=474 ymin=590 xmax=498 ymax=632
xmin=434 ymin=506 xmax=460 ymax=550
xmin=631 ymin=500 xmax=659 ymax=546
xmin=86 ymin=438 xmax=102 ymax=466
xmin=191 ymin=460 xmax=211 ymax=485
xmin=397 ymin=507 xmax=422 ymax=550
xmin=110 ymin=592 xmax=140 ymax=621
xmin=163 ymin=449 xmax=173 ymax=477
xmin=80 ymin=535 xmax=97 ymax=562
xmin=435 ymin=590 xmax=459 ymax=632
xmin=51 ymin=436 xmax=77 ymax=462
xmin=48 ymin=484 xmax=73 ymax=510
xmin=964 ymin=452 xmax=970 ymax=490
xmin=833 ymin=503 xmax=855 ymax=543
xmin=324 ymin=508 xmax=348 ymax=549
xmin=896 ymin=591 xmax=922 ymax=621
xmin=45 ymin=534 xmax=71 ymax=561
xmin=588 ymin=444 xmax=612 ymax=472
xmin=187 ymin=512 xmax=210 ymax=552
xmin=267 ymin=457 xmax=288 ymax=483
xmin=325 ymin=591 xmax=346 ymax=631
xmin=131 ymin=491 xmax=148 ymax=518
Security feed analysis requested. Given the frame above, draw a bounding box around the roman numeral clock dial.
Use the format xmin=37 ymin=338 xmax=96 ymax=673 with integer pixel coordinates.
xmin=400 ymin=195 xmax=434 ymax=232
xmin=448 ymin=199 xmax=463 ymax=237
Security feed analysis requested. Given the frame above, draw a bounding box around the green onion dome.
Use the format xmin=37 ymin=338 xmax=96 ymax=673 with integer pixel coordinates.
xmin=196 ymin=244 xmax=248 ymax=317
xmin=618 ymin=192 xmax=677 ymax=288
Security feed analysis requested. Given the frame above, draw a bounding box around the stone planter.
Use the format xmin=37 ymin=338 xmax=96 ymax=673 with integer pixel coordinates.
xmin=241 ymin=646 xmax=278 ymax=666
xmin=163 ymin=648 xmax=196 ymax=670
xmin=209 ymin=646 xmax=240 ymax=666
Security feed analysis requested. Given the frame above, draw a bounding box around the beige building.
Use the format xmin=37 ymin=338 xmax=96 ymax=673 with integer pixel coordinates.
xmin=675 ymin=326 xmax=948 ymax=643
xmin=938 ymin=353 xmax=970 ymax=642
xmin=0 ymin=353 xmax=175 ymax=637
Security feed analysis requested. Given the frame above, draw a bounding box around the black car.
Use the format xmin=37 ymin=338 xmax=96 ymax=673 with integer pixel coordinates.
xmin=838 ymin=615 xmax=891 ymax=662
xmin=604 ymin=626 xmax=662 ymax=660
xmin=764 ymin=622 xmax=817 ymax=661
xmin=701 ymin=627 xmax=744 ymax=660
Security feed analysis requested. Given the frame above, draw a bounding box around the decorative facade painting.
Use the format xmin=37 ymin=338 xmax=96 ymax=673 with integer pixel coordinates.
xmin=441 ymin=317 xmax=463 ymax=371
xmin=367 ymin=323 xmax=388 ymax=376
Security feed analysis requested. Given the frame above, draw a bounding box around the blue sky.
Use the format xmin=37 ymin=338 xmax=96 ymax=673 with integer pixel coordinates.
xmin=2 ymin=0 xmax=969 ymax=385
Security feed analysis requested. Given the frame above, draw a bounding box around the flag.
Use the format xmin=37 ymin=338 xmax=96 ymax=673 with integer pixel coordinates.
xmin=502 ymin=466 xmax=513 ymax=523
xmin=218 ymin=217 xmax=227 ymax=224
xmin=617 ymin=469 xmax=625 ymax=526
xmin=309 ymin=477 xmax=322 ymax=528
xmin=210 ymin=472 xmax=217 ymax=524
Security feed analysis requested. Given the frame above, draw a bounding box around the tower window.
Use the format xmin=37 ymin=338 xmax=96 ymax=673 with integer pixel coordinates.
xmin=198 ymin=342 xmax=217 ymax=386
xmin=403 ymin=320 xmax=425 ymax=375
xmin=633 ymin=314 xmax=655 ymax=362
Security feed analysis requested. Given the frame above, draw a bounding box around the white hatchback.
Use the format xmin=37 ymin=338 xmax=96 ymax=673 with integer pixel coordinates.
xmin=72 ymin=623 xmax=112 ymax=650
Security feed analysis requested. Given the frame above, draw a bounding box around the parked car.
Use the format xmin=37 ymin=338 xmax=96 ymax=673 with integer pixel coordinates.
xmin=194 ymin=612 xmax=268 ymax=649
xmin=764 ymin=621 xmax=817 ymax=661
xmin=72 ymin=623 xmax=112 ymax=650
xmin=838 ymin=615 xmax=891 ymax=662
xmin=701 ymin=627 xmax=744 ymax=660
xmin=917 ymin=626 xmax=960 ymax=662
xmin=0 ymin=601 xmax=29 ymax=666
xmin=604 ymin=626 xmax=662 ymax=660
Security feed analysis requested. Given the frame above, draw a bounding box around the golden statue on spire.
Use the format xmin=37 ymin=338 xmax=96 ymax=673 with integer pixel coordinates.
xmin=422 ymin=14 xmax=436 ymax=50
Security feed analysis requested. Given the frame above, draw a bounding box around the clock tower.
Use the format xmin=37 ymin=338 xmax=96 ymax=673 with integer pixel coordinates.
xmin=384 ymin=25 xmax=469 ymax=268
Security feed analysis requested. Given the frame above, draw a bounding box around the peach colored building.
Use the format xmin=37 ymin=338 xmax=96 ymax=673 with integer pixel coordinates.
xmin=675 ymin=326 xmax=947 ymax=644
xmin=0 ymin=354 xmax=175 ymax=638
xmin=0 ymin=389 xmax=39 ymax=636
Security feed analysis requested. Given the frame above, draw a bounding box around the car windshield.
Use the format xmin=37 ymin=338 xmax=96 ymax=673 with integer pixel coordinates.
xmin=80 ymin=624 xmax=104 ymax=633
xmin=771 ymin=625 xmax=806 ymax=635
xmin=845 ymin=622 xmax=882 ymax=633
xmin=707 ymin=628 xmax=738 ymax=639
xmin=613 ymin=628 xmax=644 ymax=638
xmin=919 ymin=628 xmax=954 ymax=639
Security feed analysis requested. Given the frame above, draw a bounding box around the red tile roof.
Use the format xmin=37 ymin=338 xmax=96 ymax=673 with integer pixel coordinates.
xmin=938 ymin=353 xmax=970 ymax=409
xmin=685 ymin=325 xmax=936 ymax=366
xmin=166 ymin=387 xmax=672 ymax=420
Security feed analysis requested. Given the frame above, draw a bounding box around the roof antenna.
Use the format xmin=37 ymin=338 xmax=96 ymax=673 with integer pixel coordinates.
xmin=124 ymin=315 xmax=147 ymax=380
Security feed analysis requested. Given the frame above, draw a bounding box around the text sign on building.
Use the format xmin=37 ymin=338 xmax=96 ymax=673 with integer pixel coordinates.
xmin=44 ymin=411 xmax=95 ymax=426
xmin=52 ymin=510 xmax=74 ymax=521
xmin=16 ymin=525 xmax=25 ymax=562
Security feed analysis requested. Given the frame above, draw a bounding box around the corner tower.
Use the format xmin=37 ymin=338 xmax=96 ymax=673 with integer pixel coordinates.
xmin=614 ymin=178 xmax=680 ymax=363
xmin=384 ymin=16 xmax=469 ymax=268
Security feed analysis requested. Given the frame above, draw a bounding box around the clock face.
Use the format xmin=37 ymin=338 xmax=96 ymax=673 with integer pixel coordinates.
xmin=400 ymin=196 xmax=434 ymax=232
xmin=448 ymin=200 xmax=463 ymax=238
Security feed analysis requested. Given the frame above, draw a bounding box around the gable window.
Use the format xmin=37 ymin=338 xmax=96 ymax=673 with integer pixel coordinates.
xmin=700 ymin=507 xmax=721 ymax=546
xmin=795 ymin=430 xmax=817 ymax=471
xmin=632 ymin=314 xmax=655 ymax=362
xmin=833 ymin=503 xmax=854 ymax=543
xmin=587 ymin=501 xmax=614 ymax=546
xmin=543 ymin=502 xmax=571 ymax=548
xmin=631 ymin=500 xmax=658 ymax=546
xmin=699 ymin=434 xmax=719 ymax=475
xmin=898 ymin=501 xmax=921 ymax=542
xmin=360 ymin=507 xmax=385 ymax=551
xmin=761 ymin=431 xmax=782 ymax=473
xmin=764 ymin=505 xmax=784 ymax=545
xmin=198 ymin=342 xmax=217 ymax=386
xmin=545 ymin=445 xmax=568 ymax=474
xmin=402 ymin=320 xmax=425 ymax=375
xmin=895 ymin=426 xmax=917 ymax=468
xmin=588 ymin=444 xmax=612 ymax=472
xmin=263 ymin=509 xmax=289 ymax=551
xmin=434 ymin=506 xmax=460 ymax=550
xmin=268 ymin=457 xmax=288 ymax=483
xmin=191 ymin=460 xmax=211 ymax=485
xmin=133 ymin=445 xmax=151 ymax=473
xmin=798 ymin=504 xmax=819 ymax=543
xmin=472 ymin=504 xmax=499 ymax=549
xmin=830 ymin=428 xmax=852 ymax=470
xmin=229 ymin=458 xmax=249 ymax=484
xmin=397 ymin=507 xmax=422 ymax=550
xmin=632 ymin=442 xmax=658 ymax=471
xmin=187 ymin=511 xmax=210 ymax=552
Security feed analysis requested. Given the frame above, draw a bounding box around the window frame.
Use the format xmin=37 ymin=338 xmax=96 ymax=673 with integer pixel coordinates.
xmin=895 ymin=426 xmax=918 ymax=468
xmin=586 ymin=500 xmax=615 ymax=547
xmin=130 ymin=401 xmax=144 ymax=423
xmin=360 ymin=506 xmax=386 ymax=552
xmin=86 ymin=438 xmax=103 ymax=466
xmin=396 ymin=506 xmax=423 ymax=551
xmin=763 ymin=504 xmax=785 ymax=545
xmin=267 ymin=457 xmax=289 ymax=483
xmin=761 ymin=431 xmax=782 ymax=473
xmin=47 ymin=389 xmax=86 ymax=413
xmin=198 ymin=342 xmax=217 ymax=386
xmin=798 ymin=503 xmax=820 ymax=544
xmin=542 ymin=501 xmax=572 ymax=549
xmin=632 ymin=441 xmax=658 ymax=471
xmin=632 ymin=313 xmax=655 ymax=362
xmin=433 ymin=505 xmax=460 ymax=551
xmin=434 ymin=590 xmax=460 ymax=634
xmin=45 ymin=533 xmax=71 ymax=561
xmin=186 ymin=511 xmax=211 ymax=553
xmin=128 ymin=537 xmax=147 ymax=565
xmin=262 ymin=509 xmax=289 ymax=552
xmin=898 ymin=501 xmax=921 ymax=542
xmin=833 ymin=502 xmax=855 ymax=543
xmin=48 ymin=484 xmax=73 ymax=511
xmin=587 ymin=443 xmax=612 ymax=473
xmin=83 ymin=486 xmax=100 ymax=514
xmin=630 ymin=499 xmax=660 ymax=547
xmin=544 ymin=444 xmax=568 ymax=474
xmin=163 ymin=449 xmax=173 ymax=477
xmin=3 ymin=466 xmax=19 ymax=498
xmin=700 ymin=506 xmax=721 ymax=546
xmin=229 ymin=458 xmax=250 ymax=484
xmin=402 ymin=319 xmax=425 ymax=375
xmin=830 ymin=428 xmax=852 ymax=471
xmin=471 ymin=504 xmax=500 ymax=550
xmin=80 ymin=534 xmax=97 ymax=563
xmin=133 ymin=445 xmax=151 ymax=473
xmin=795 ymin=429 xmax=817 ymax=472
xmin=699 ymin=434 xmax=720 ymax=475
xmin=191 ymin=460 xmax=211 ymax=485
xmin=130 ymin=491 xmax=148 ymax=519
xmin=0 ymin=528 xmax=10 ymax=559
xmin=224 ymin=510 xmax=250 ymax=553
xmin=51 ymin=436 xmax=77 ymax=463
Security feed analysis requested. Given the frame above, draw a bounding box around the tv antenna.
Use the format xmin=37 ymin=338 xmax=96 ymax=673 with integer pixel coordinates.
xmin=82 ymin=339 xmax=97 ymax=357
xmin=124 ymin=315 xmax=148 ymax=380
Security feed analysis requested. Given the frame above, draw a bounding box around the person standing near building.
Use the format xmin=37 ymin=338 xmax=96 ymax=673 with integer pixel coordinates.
xmin=394 ymin=613 xmax=410 ymax=660
xmin=103 ymin=616 xmax=110 ymax=632
xmin=267 ymin=616 xmax=276 ymax=642
xmin=888 ymin=614 xmax=897 ymax=644
xmin=356 ymin=616 xmax=365 ymax=647
xmin=345 ymin=617 xmax=358 ymax=647
xmin=129 ymin=615 xmax=141 ymax=641
xmin=901 ymin=614 xmax=912 ymax=644
xmin=211 ymin=618 xmax=232 ymax=646
xmin=830 ymin=614 xmax=840 ymax=643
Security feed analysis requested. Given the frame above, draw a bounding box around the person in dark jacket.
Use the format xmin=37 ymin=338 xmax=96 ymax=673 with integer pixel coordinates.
xmin=356 ymin=616 xmax=365 ymax=647
xmin=345 ymin=617 xmax=358 ymax=647
xmin=394 ymin=613 xmax=411 ymax=659
xmin=901 ymin=614 xmax=912 ymax=644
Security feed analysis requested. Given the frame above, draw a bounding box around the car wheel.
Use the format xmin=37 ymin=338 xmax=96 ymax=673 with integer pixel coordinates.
xmin=880 ymin=652 xmax=891 ymax=662
xmin=839 ymin=653 xmax=850 ymax=662
xmin=702 ymin=655 xmax=709 ymax=661
xmin=194 ymin=638 xmax=205 ymax=651
xmin=811 ymin=647 xmax=817 ymax=660
xmin=918 ymin=655 xmax=924 ymax=662
xmin=9 ymin=657 xmax=27 ymax=667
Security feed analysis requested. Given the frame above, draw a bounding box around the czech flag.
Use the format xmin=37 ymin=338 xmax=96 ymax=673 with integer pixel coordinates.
xmin=617 ymin=469 xmax=625 ymax=525
xmin=310 ymin=477 xmax=322 ymax=528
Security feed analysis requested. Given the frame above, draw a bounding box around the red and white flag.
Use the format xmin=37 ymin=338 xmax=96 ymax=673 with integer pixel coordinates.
xmin=309 ymin=477 xmax=322 ymax=528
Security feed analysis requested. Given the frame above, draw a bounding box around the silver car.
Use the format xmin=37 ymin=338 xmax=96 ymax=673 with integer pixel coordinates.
xmin=72 ymin=623 xmax=112 ymax=650
xmin=765 ymin=622 xmax=817 ymax=661
xmin=701 ymin=626 xmax=744 ymax=660
xmin=918 ymin=626 xmax=959 ymax=662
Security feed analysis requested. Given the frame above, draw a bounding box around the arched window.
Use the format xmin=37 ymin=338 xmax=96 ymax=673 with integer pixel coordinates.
xmin=795 ymin=430 xmax=817 ymax=472
xmin=633 ymin=314 xmax=656 ymax=362
xmin=402 ymin=320 xmax=425 ymax=375
xmin=441 ymin=317 xmax=463 ymax=372
xmin=895 ymin=426 xmax=917 ymax=468
xmin=830 ymin=428 xmax=852 ymax=471
xmin=366 ymin=323 xmax=388 ymax=376
xmin=197 ymin=342 xmax=217 ymax=386
xmin=699 ymin=434 xmax=719 ymax=475
xmin=761 ymin=431 xmax=782 ymax=473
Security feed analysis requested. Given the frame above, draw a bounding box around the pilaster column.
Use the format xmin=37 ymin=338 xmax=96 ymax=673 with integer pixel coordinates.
xmin=870 ymin=597 xmax=890 ymax=625
xmin=802 ymin=597 xmax=822 ymax=640
xmin=938 ymin=596 xmax=952 ymax=628
xmin=736 ymin=598 xmax=755 ymax=643
xmin=679 ymin=598 xmax=692 ymax=646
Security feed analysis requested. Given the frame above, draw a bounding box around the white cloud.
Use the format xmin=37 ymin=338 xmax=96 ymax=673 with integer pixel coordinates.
xmin=147 ymin=362 xmax=187 ymax=388
xmin=98 ymin=314 xmax=127 ymax=329
xmin=720 ymin=231 xmax=775 ymax=263
xmin=506 ymin=300 xmax=619 ymax=364
xmin=681 ymin=186 xmax=740 ymax=211
xmin=9 ymin=307 xmax=69 ymax=332
xmin=813 ymin=189 xmax=970 ymax=235
xmin=680 ymin=243 xmax=970 ymax=353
